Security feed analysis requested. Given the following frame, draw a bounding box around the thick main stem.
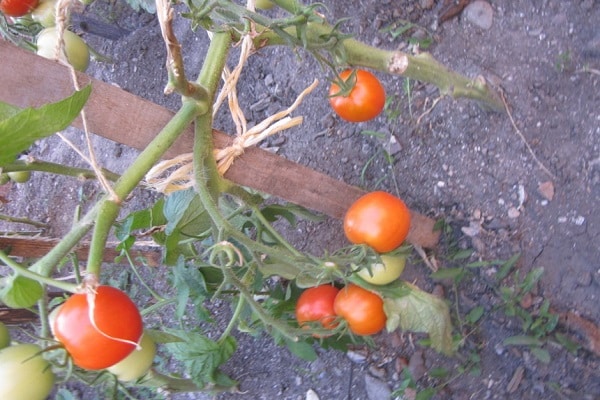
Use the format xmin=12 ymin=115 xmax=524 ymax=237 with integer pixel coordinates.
xmin=252 ymin=22 xmax=504 ymax=111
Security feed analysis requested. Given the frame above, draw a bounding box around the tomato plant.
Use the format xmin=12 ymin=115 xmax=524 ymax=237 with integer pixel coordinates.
xmin=254 ymin=0 xmax=274 ymax=10
xmin=0 ymin=322 xmax=10 ymax=349
xmin=333 ymin=284 xmax=386 ymax=336
xmin=295 ymin=285 xmax=340 ymax=335
xmin=0 ymin=343 xmax=55 ymax=400
xmin=354 ymin=254 xmax=406 ymax=285
xmin=36 ymin=27 xmax=90 ymax=72
xmin=344 ymin=191 xmax=411 ymax=253
xmin=0 ymin=0 xmax=39 ymax=17
xmin=7 ymin=170 xmax=30 ymax=183
xmin=328 ymin=69 xmax=386 ymax=122
xmin=107 ymin=333 xmax=156 ymax=381
xmin=53 ymin=285 xmax=143 ymax=370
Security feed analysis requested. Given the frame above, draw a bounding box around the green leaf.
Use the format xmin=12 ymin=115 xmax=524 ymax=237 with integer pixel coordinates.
xmin=430 ymin=267 xmax=464 ymax=281
xmin=0 ymin=86 xmax=91 ymax=167
xmin=170 ymin=258 xmax=211 ymax=321
xmin=283 ymin=338 xmax=318 ymax=361
xmin=0 ymin=275 xmax=44 ymax=308
xmin=503 ymin=335 xmax=542 ymax=347
xmin=0 ymin=102 xmax=20 ymax=120
xmin=165 ymin=329 xmax=237 ymax=388
xmin=163 ymin=189 xmax=211 ymax=237
xmin=383 ymin=282 xmax=454 ymax=355
xmin=530 ymin=347 xmax=551 ymax=363
xmin=466 ymin=305 xmax=485 ymax=324
xmin=496 ymin=253 xmax=520 ymax=281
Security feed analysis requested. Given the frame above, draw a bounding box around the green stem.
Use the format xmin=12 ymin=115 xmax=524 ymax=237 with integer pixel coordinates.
xmin=0 ymin=250 xmax=78 ymax=292
xmin=0 ymin=213 xmax=48 ymax=228
xmin=85 ymin=100 xmax=202 ymax=278
xmin=140 ymin=369 xmax=236 ymax=393
xmin=251 ymin=22 xmax=505 ymax=111
xmin=219 ymin=291 xmax=245 ymax=343
xmin=251 ymin=205 xmax=302 ymax=257
xmin=2 ymin=159 xmax=120 ymax=182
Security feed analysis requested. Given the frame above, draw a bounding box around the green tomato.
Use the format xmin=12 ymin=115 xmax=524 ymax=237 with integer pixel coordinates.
xmin=354 ymin=254 xmax=406 ymax=285
xmin=0 ymin=344 xmax=55 ymax=400
xmin=36 ymin=27 xmax=90 ymax=72
xmin=7 ymin=170 xmax=31 ymax=183
xmin=106 ymin=333 xmax=156 ymax=381
xmin=255 ymin=0 xmax=274 ymax=10
xmin=0 ymin=322 xmax=10 ymax=350
xmin=31 ymin=0 xmax=58 ymax=27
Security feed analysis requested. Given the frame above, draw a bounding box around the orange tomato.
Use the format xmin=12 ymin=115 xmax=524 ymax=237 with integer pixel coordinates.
xmin=333 ymin=284 xmax=386 ymax=336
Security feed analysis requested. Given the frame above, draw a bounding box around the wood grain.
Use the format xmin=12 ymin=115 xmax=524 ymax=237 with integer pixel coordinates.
xmin=0 ymin=40 xmax=440 ymax=248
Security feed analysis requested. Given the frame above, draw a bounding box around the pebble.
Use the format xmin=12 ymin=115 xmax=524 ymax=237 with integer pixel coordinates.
xmin=464 ymin=1 xmax=494 ymax=30
xmin=408 ymin=350 xmax=427 ymax=381
xmin=346 ymin=349 xmax=367 ymax=363
xmin=364 ymin=374 xmax=391 ymax=400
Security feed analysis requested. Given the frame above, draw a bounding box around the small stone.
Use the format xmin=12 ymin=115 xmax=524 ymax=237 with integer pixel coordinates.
xmin=306 ymin=389 xmax=320 ymax=400
xmin=365 ymin=374 xmax=391 ymax=400
xmin=508 ymin=207 xmax=520 ymax=219
xmin=346 ymin=349 xmax=367 ymax=363
xmin=464 ymin=0 xmax=494 ymax=30
xmin=420 ymin=0 xmax=434 ymax=10
xmin=537 ymin=181 xmax=555 ymax=201
xmin=408 ymin=350 xmax=426 ymax=381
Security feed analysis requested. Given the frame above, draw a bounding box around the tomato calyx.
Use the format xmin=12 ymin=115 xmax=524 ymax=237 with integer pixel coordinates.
xmin=329 ymin=69 xmax=358 ymax=98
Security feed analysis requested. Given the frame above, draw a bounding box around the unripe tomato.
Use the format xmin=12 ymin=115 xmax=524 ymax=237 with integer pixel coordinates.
xmin=53 ymin=285 xmax=143 ymax=370
xmin=31 ymin=0 xmax=57 ymax=27
xmin=106 ymin=333 xmax=156 ymax=381
xmin=0 ymin=343 xmax=55 ymax=400
xmin=344 ymin=191 xmax=411 ymax=253
xmin=355 ymin=254 xmax=406 ymax=285
xmin=36 ymin=27 xmax=90 ymax=72
xmin=0 ymin=322 xmax=10 ymax=349
xmin=255 ymin=0 xmax=274 ymax=9
xmin=0 ymin=0 xmax=39 ymax=17
xmin=295 ymin=285 xmax=340 ymax=336
xmin=329 ymin=69 xmax=386 ymax=122
xmin=334 ymin=284 xmax=386 ymax=336
xmin=7 ymin=170 xmax=31 ymax=183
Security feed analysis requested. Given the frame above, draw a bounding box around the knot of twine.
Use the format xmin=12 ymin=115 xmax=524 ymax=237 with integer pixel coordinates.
xmin=146 ymin=11 xmax=319 ymax=193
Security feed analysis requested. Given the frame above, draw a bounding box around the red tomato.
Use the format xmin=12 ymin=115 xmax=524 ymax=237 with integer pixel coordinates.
xmin=295 ymin=285 xmax=340 ymax=335
xmin=344 ymin=191 xmax=411 ymax=253
xmin=333 ymin=284 xmax=386 ymax=336
xmin=329 ymin=69 xmax=386 ymax=122
xmin=0 ymin=0 xmax=39 ymax=17
xmin=53 ymin=286 xmax=143 ymax=370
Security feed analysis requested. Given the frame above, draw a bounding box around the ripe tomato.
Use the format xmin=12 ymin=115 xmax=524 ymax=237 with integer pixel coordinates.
xmin=344 ymin=191 xmax=411 ymax=253
xmin=333 ymin=284 xmax=386 ymax=336
xmin=36 ymin=27 xmax=90 ymax=72
xmin=295 ymin=285 xmax=340 ymax=335
xmin=329 ymin=69 xmax=386 ymax=122
xmin=0 ymin=343 xmax=55 ymax=400
xmin=355 ymin=254 xmax=406 ymax=285
xmin=0 ymin=0 xmax=39 ymax=17
xmin=53 ymin=285 xmax=143 ymax=370
xmin=0 ymin=322 xmax=10 ymax=350
xmin=107 ymin=333 xmax=156 ymax=381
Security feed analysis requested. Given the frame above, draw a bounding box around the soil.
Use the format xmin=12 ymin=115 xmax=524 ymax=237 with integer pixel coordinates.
xmin=1 ymin=0 xmax=599 ymax=399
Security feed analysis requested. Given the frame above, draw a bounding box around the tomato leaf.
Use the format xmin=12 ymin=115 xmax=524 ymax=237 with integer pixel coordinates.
xmin=170 ymin=258 xmax=211 ymax=321
xmin=0 ymin=275 xmax=44 ymax=308
xmin=0 ymin=86 xmax=91 ymax=167
xmin=164 ymin=329 xmax=237 ymax=388
xmin=383 ymin=282 xmax=454 ymax=355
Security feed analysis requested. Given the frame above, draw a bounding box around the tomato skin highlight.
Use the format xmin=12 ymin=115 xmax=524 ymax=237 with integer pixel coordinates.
xmin=295 ymin=285 xmax=340 ymax=335
xmin=0 ymin=343 xmax=55 ymax=400
xmin=344 ymin=191 xmax=411 ymax=253
xmin=329 ymin=69 xmax=386 ymax=122
xmin=53 ymin=285 xmax=143 ymax=370
xmin=334 ymin=284 xmax=386 ymax=336
xmin=0 ymin=0 xmax=39 ymax=17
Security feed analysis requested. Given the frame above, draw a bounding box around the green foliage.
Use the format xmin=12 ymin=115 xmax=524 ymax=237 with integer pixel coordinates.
xmin=165 ymin=329 xmax=237 ymax=389
xmin=0 ymin=86 xmax=91 ymax=167
xmin=0 ymin=275 xmax=44 ymax=308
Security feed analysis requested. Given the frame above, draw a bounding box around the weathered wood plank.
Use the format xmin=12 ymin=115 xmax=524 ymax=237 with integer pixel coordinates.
xmin=0 ymin=40 xmax=440 ymax=248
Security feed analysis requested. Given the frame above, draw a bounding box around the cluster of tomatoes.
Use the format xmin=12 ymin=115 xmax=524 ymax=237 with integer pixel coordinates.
xmin=1 ymin=0 xmax=90 ymax=72
xmin=296 ymin=191 xmax=411 ymax=337
xmin=0 ymin=286 xmax=155 ymax=399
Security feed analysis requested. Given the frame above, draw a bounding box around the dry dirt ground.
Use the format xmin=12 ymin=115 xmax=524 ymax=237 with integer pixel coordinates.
xmin=1 ymin=0 xmax=599 ymax=399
